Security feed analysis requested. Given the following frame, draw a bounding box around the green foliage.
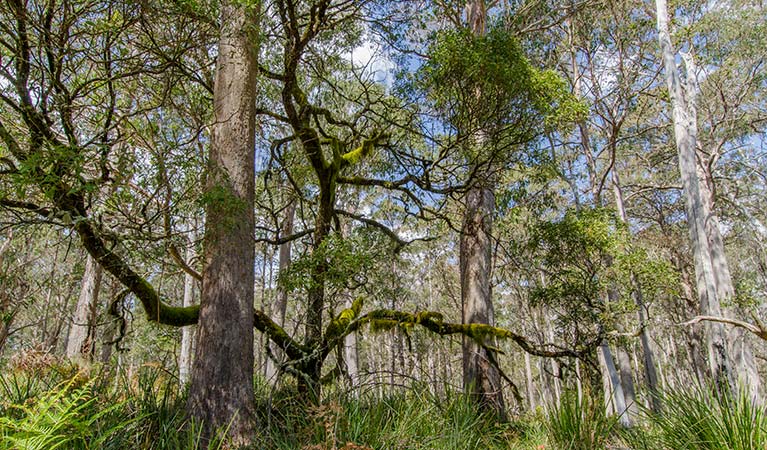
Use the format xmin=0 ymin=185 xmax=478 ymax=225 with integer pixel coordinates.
xmin=633 ymin=386 xmax=767 ymax=450
xmin=526 ymin=207 xmax=676 ymax=338
xmin=0 ymin=377 xmax=134 ymax=450
xmin=420 ymin=25 xmax=585 ymax=157
xmin=279 ymin=233 xmax=378 ymax=295
xmin=546 ymin=391 xmax=618 ymax=450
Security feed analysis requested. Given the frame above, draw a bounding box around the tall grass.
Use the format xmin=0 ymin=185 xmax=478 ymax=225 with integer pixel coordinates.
xmin=637 ymin=385 xmax=767 ymax=450
xmin=546 ymin=391 xmax=618 ymax=450
xmin=6 ymin=358 xmax=763 ymax=450
xmin=256 ymin=386 xmax=546 ymax=450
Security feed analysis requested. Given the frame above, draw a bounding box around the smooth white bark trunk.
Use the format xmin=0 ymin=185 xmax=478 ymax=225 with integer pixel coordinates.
xmin=656 ymin=0 xmax=734 ymax=389
xmin=179 ymin=238 xmax=197 ymax=386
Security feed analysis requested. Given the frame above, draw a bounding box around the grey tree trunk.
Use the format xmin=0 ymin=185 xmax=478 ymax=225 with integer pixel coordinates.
xmin=694 ymin=152 xmax=761 ymax=399
xmin=186 ymin=0 xmax=260 ymax=444
xmin=460 ymin=0 xmax=506 ymax=418
xmin=655 ymin=0 xmax=734 ymax=389
xmin=179 ymin=240 xmax=197 ymax=387
xmin=66 ymin=254 xmax=103 ymax=361
xmin=612 ymin=169 xmax=661 ymax=411
xmin=265 ymin=201 xmax=295 ymax=385
xmin=599 ymin=342 xmax=631 ymax=426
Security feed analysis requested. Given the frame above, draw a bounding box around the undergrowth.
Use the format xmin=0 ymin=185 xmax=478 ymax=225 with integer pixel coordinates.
xmin=1 ymin=354 xmax=765 ymax=450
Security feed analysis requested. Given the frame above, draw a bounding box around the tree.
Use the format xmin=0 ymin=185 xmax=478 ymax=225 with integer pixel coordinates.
xmin=0 ymin=0 xmax=264 ymax=443
xmin=655 ymin=0 xmax=737 ymax=392
xmin=459 ymin=0 xmax=506 ymax=417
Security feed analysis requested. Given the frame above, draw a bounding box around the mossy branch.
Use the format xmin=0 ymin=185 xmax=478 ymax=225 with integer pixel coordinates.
xmin=339 ymin=131 xmax=388 ymax=167
xmin=3 ymin=190 xmax=308 ymax=357
xmin=254 ymin=309 xmax=309 ymax=360
xmin=321 ymin=296 xmax=363 ymax=358
xmin=343 ymin=308 xmax=601 ymax=359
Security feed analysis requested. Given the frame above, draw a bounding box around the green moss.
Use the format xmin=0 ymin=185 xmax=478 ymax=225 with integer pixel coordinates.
xmin=340 ymin=131 xmax=387 ymax=166
xmin=323 ymin=297 xmax=365 ymax=344
xmin=156 ymin=304 xmax=200 ymax=327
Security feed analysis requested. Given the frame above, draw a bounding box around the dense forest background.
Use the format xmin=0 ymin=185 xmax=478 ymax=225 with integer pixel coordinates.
xmin=0 ymin=0 xmax=766 ymax=448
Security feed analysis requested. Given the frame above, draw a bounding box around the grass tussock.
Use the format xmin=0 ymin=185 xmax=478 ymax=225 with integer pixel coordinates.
xmin=545 ymin=391 xmax=618 ymax=450
xmin=627 ymin=385 xmax=767 ymax=450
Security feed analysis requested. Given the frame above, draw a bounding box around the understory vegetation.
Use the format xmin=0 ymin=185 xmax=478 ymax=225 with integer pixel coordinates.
xmin=1 ymin=355 xmax=764 ymax=450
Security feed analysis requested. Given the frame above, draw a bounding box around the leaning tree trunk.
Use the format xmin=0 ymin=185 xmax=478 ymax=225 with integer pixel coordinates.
xmin=655 ymin=0 xmax=734 ymax=389
xmin=186 ymin=0 xmax=260 ymax=444
xmin=66 ymin=254 xmax=103 ymax=361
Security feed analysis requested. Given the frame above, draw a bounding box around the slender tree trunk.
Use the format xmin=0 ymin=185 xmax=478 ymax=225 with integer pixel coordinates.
xmin=179 ymin=239 xmax=197 ymax=387
xmin=66 ymin=254 xmax=103 ymax=361
xmin=0 ymin=232 xmax=15 ymax=356
xmin=265 ymin=201 xmax=295 ymax=385
xmin=460 ymin=0 xmax=506 ymax=419
xmin=655 ymin=0 xmax=734 ymax=390
xmin=600 ymin=342 xmax=631 ymax=426
xmin=612 ymin=169 xmax=661 ymax=411
xmin=186 ymin=1 xmax=260 ymax=443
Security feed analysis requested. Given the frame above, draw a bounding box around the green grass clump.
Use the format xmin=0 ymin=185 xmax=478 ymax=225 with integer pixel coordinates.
xmin=546 ymin=391 xmax=618 ymax=450
xmin=638 ymin=385 xmax=767 ymax=450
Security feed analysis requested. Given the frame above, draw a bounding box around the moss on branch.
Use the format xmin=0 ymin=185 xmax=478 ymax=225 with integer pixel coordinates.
xmin=347 ymin=308 xmax=600 ymax=359
xmin=340 ymin=131 xmax=388 ymax=167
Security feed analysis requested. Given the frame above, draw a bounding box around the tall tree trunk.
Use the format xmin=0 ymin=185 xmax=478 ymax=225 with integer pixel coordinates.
xmin=66 ymin=254 xmax=103 ymax=361
xmin=186 ymin=0 xmax=260 ymax=444
xmin=460 ymin=0 xmax=506 ymax=419
xmin=569 ymin=19 xmax=634 ymax=416
xmin=655 ymin=0 xmax=734 ymax=389
xmin=179 ymin=238 xmax=197 ymax=386
xmin=695 ymin=154 xmax=761 ymax=399
xmin=612 ymin=169 xmax=661 ymax=411
xmin=461 ymin=184 xmax=506 ymax=416
xmin=265 ymin=200 xmax=295 ymax=385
